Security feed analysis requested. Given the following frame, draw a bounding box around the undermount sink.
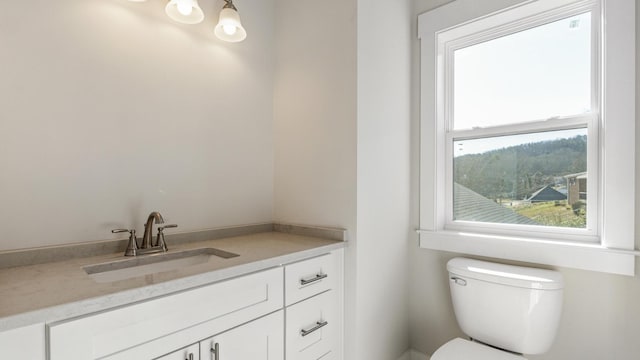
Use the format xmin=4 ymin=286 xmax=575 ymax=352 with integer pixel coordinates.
xmin=84 ymin=247 xmax=240 ymax=283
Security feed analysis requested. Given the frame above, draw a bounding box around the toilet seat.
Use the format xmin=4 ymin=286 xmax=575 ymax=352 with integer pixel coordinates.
xmin=431 ymin=338 xmax=527 ymax=360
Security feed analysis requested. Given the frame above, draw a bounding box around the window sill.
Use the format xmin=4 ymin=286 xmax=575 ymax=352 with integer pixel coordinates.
xmin=418 ymin=230 xmax=636 ymax=276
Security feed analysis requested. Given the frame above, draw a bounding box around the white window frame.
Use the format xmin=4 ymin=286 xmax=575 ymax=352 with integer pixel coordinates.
xmin=443 ymin=2 xmax=599 ymax=241
xmin=418 ymin=0 xmax=636 ymax=275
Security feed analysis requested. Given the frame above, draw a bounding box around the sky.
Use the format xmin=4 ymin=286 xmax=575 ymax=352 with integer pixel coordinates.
xmin=453 ymin=12 xmax=592 ymax=130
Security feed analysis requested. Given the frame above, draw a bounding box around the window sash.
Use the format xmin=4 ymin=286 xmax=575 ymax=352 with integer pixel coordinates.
xmin=444 ymin=117 xmax=600 ymax=239
xmin=444 ymin=3 xmax=599 ymax=131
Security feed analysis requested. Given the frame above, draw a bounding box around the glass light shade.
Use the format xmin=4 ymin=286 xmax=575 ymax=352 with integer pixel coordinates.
xmin=176 ymin=0 xmax=193 ymax=16
xmin=214 ymin=7 xmax=247 ymax=42
xmin=165 ymin=0 xmax=204 ymax=25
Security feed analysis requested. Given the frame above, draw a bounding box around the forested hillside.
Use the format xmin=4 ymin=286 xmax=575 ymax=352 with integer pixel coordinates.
xmin=454 ymin=135 xmax=587 ymax=201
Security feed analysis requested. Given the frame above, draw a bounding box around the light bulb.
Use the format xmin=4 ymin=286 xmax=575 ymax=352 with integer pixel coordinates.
xmin=223 ymin=24 xmax=237 ymax=35
xmin=165 ymin=0 xmax=204 ymax=24
xmin=177 ymin=1 xmax=193 ymax=16
xmin=214 ymin=6 xmax=247 ymax=42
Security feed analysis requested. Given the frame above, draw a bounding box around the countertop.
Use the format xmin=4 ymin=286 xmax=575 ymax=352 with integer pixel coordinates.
xmin=0 ymin=228 xmax=346 ymax=332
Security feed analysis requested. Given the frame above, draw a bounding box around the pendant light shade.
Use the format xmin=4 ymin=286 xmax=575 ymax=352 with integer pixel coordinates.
xmin=165 ymin=0 xmax=205 ymax=25
xmin=214 ymin=1 xmax=247 ymax=42
xmin=128 ymin=0 xmax=248 ymax=43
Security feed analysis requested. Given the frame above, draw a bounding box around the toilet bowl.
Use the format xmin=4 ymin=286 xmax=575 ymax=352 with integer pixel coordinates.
xmin=430 ymin=258 xmax=564 ymax=360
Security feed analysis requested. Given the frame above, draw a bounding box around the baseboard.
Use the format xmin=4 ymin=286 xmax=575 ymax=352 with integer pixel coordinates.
xmin=398 ymin=349 xmax=428 ymax=360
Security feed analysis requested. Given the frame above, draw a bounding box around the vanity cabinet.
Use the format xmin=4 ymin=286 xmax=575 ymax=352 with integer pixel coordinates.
xmin=45 ymin=249 xmax=343 ymax=360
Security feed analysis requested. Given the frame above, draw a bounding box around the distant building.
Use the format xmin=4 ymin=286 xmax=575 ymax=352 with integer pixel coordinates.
xmin=565 ymin=172 xmax=587 ymax=206
xmin=526 ymin=185 xmax=567 ymax=203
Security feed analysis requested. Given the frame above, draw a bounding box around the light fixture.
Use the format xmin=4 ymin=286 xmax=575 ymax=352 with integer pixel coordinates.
xmin=214 ymin=0 xmax=247 ymax=43
xmin=126 ymin=0 xmax=247 ymax=43
xmin=165 ymin=0 xmax=204 ymax=25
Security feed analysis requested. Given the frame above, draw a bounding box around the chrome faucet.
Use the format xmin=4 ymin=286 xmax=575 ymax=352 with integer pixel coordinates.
xmin=111 ymin=212 xmax=177 ymax=256
xmin=141 ymin=211 xmax=164 ymax=249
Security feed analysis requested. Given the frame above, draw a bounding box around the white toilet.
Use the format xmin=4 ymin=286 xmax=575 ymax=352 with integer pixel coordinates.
xmin=431 ymin=257 xmax=564 ymax=360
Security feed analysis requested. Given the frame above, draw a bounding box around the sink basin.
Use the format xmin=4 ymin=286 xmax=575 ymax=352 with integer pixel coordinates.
xmin=84 ymin=247 xmax=239 ymax=283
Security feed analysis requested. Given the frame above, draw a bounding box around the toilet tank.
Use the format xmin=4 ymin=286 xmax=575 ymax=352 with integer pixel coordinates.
xmin=447 ymin=258 xmax=564 ymax=355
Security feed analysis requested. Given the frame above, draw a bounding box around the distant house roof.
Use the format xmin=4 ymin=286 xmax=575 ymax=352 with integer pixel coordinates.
xmin=454 ymin=183 xmax=538 ymax=225
xmin=526 ymin=185 xmax=567 ymax=202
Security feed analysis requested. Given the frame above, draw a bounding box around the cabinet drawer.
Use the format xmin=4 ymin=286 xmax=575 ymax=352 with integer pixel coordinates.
xmin=286 ymin=291 xmax=338 ymax=360
xmin=48 ymin=267 xmax=283 ymax=360
xmin=200 ymin=310 xmax=284 ymax=360
xmin=285 ymin=253 xmax=337 ymax=306
xmin=155 ymin=343 xmax=199 ymax=360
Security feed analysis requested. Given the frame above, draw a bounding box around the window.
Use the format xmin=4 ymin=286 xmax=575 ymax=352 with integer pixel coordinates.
xmin=418 ymin=0 xmax=635 ymax=275
xmin=448 ymin=9 xmax=596 ymax=236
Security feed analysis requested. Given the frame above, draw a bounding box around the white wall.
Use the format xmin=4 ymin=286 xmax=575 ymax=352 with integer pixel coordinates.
xmin=356 ymin=0 xmax=413 ymax=359
xmin=409 ymin=1 xmax=640 ymax=359
xmin=0 ymin=0 xmax=275 ymax=251
xmin=274 ymin=0 xmax=413 ymax=359
xmin=408 ymin=0 xmax=457 ymax=353
xmin=273 ymin=0 xmax=357 ymax=232
xmin=273 ymin=0 xmax=357 ymax=358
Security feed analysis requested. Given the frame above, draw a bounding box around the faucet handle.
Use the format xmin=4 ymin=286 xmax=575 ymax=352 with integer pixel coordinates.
xmin=112 ymin=228 xmax=131 ymax=234
xmin=158 ymin=224 xmax=178 ymax=231
xmin=112 ymin=229 xmax=139 ymax=256
xmin=156 ymin=224 xmax=177 ymax=252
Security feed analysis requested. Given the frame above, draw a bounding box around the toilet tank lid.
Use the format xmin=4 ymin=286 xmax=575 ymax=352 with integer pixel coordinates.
xmin=447 ymin=258 xmax=564 ymax=290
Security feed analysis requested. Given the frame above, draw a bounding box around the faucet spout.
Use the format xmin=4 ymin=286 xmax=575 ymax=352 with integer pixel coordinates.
xmin=141 ymin=211 xmax=164 ymax=249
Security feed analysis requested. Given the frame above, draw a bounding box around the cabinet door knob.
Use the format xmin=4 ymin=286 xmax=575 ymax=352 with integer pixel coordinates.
xmin=210 ymin=342 xmax=220 ymax=360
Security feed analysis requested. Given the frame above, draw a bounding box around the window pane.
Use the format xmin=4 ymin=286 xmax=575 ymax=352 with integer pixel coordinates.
xmin=453 ymin=12 xmax=592 ymax=130
xmin=453 ymin=129 xmax=587 ymax=228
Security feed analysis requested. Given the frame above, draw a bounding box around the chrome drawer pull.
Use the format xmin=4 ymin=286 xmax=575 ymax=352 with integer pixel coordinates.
xmin=300 ymin=320 xmax=328 ymax=337
xmin=300 ymin=273 xmax=328 ymax=286
xmin=210 ymin=342 xmax=219 ymax=360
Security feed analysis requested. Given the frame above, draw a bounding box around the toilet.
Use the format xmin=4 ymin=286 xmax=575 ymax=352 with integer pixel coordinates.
xmin=431 ymin=257 xmax=564 ymax=360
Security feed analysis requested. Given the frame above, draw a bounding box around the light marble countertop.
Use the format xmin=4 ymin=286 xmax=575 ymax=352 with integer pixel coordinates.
xmin=0 ymin=229 xmax=346 ymax=332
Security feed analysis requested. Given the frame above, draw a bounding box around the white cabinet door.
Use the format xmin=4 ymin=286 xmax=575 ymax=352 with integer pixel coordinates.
xmin=0 ymin=323 xmax=45 ymax=359
xmin=200 ymin=310 xmax=284 ymax=360
xmin=155 ymin=343 xmax=199 ymax=360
